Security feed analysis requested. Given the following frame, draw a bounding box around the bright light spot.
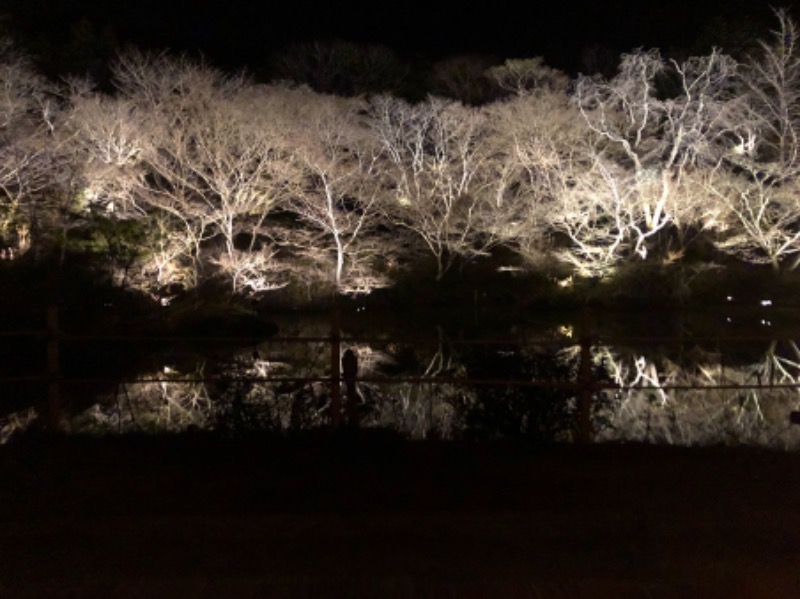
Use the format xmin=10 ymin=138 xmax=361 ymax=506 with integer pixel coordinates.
xmin=557 ymin=324 xmax=574 ymax=338
xmin=397 ymin=195 xmax=412 ymax=206
xmin=726 ymin=296 xmax=734 ymax=301
xmin=149 ymin=292 xmax=176 ymax=306
xmin=726 ymin=317 xmax=732 ymax=323
xmin=761 ymin=299 xmax=772 ymax=307
xmin=761 ymin=319 xmax=772 ymax=326
xmin=556 ymin=276 xmax=574 ymax=288
xmin=82 ymin=187 xmax=100 ymax=202
xmin=497 ymin=265 xmax=524 ymax=273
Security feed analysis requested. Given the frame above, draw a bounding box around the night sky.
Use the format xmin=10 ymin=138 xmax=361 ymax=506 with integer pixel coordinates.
xmin=0 ymin=0 xmax=797 ymax=76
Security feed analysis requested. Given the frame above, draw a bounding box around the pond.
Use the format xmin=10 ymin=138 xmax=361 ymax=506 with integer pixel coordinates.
xmin=2 ymin=298 xmax=800 ymax=449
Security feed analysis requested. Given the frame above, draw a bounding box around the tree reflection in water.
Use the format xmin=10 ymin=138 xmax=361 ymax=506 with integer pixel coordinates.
xmin=596 ymin=341 xmax=800 ymax=448
xmin=4 ymin=320 xmax=800 ymax=449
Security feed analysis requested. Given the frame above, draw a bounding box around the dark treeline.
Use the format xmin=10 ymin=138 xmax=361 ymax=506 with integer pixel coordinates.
xmin=0 ymin=0 xmax=785 ymax=89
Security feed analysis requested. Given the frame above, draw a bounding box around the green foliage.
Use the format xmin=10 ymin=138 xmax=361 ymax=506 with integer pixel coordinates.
xmin=68 ymin=215 xmax=149 ymax=281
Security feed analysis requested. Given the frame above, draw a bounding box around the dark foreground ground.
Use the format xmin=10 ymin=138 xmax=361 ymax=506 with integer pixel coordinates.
xmin=1 ymin=433 xmax=799 ymax=598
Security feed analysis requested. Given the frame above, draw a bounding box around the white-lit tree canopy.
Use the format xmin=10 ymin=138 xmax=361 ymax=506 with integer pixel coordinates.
xmin=2 ymin=11 xmax=800 ymax=297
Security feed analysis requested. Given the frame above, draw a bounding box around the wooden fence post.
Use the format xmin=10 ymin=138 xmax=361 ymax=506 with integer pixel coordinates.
xmin=342 ymin=348 xmax=359 ymax=428
xmin=330 ymin=302 xmax=342 ymax=427
xmin=46 ymin=306 xmax=60 ymax=432
xmin=577 ymin=307 xmax=594 ymax=444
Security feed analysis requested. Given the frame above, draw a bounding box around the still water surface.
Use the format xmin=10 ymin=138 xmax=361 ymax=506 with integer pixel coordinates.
xmin=3 ymin=301 xmax=800 ymax=449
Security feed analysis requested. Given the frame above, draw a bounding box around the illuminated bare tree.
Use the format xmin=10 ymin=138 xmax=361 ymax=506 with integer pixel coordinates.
xmin=142 ymin=211 xmax=202 ymax=289
xmin=554 ymin=156 xmax=724 ymax=278
xmin=707 ymin=171 xmax=800 ymax=269
xmin=370 ymin=95 xmax=504 ymax=280
xmin=487 ymin=57 xmax=569 ymax=97
xmin=566 ymin=48 xmax=739 ymax=276
xmin=484 ymin=82 xmax=587 ymax=269
xmin=107 ymin=53 xmax=294 ymax=292
xmin=706 ymin=11 xmax=800 ymax=270
xmin=69 ymin=57 xmax=213 ymax=287
xmin=0 ymin=41 xmax=59 ymax=253
xmin=552 ymin=154 xmax=632 ymax=277
xmin=282 ymin=89 xmax=388 ymax=294
xmin=67 ymin=88 xmax=146 ymax=218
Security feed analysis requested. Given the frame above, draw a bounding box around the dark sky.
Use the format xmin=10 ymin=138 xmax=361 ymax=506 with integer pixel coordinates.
xmin=1 ymin=0 xmax=797 ymax=75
